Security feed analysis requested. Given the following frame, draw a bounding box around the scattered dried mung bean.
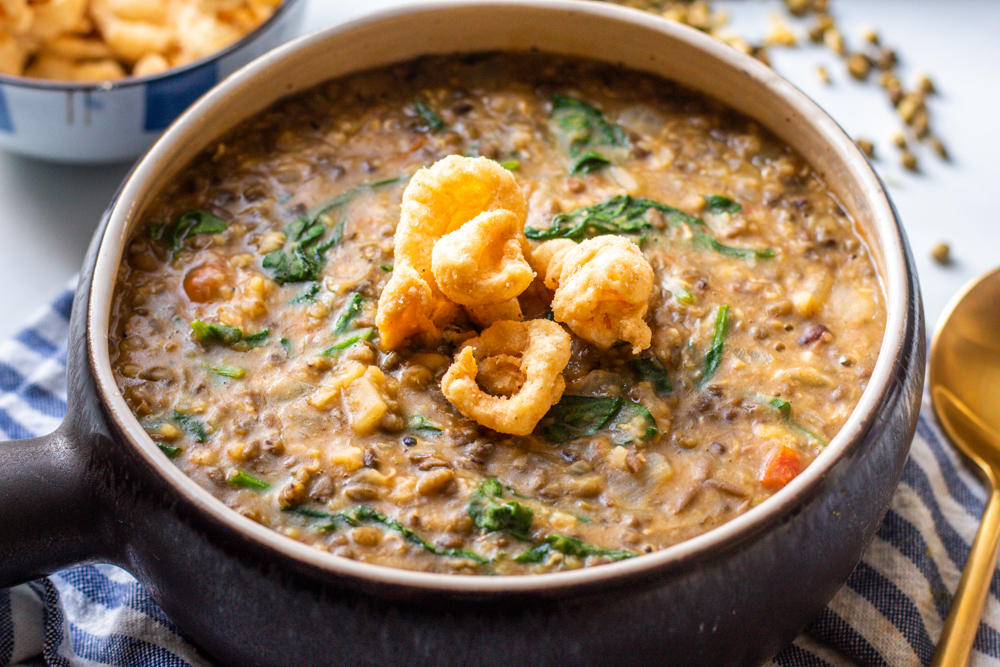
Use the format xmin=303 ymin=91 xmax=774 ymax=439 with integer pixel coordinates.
xmin=900 ymin=149 xmax=918 ymax=172
xmin=824 ymin=27 xmax=845 ymax=55
xmin=846 ymin=53 xmax=871 ymax=80
xmin=930 ymin=242 xmax=951 ymax=265
xmin=928 ymin=136 xmax=949 ymax=161
xmin=855 ymin=139 xmax=874 ymax=158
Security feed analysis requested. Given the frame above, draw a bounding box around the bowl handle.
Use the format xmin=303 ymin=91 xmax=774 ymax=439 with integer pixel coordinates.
xmin=0 ymin=424 xmax=111 ymax=588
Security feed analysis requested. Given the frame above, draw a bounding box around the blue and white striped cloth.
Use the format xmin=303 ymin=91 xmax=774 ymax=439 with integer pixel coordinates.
xmin=1 ymin=284 xmax=998 ymax=667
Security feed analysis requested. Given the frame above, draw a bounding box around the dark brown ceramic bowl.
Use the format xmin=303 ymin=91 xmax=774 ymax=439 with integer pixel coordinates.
xmin=0 ymin=2 xmax=925 ymax=666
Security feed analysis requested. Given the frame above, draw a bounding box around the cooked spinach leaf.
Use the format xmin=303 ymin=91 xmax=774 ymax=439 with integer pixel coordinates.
xmin=466 ymin=479 xmax=533 ymax=535
xmin=290 ymin=282 xmax=321 ymax=304
xmin=569 ymin=150 xmax=611 ymax=175
xmin=280 ymin=338 xmax=293 ymax=356
xmin=241 ymin=329 xmax=270 ymax=348
xmin=227 ymin=470 xmax=270 ymax=490
xmin=157 ymin=444 xmax=182 ymax=458
xmin=282 ymin=506 xmax=357 ymax=529
xmin=537 ymin=395 xmax=657 ymax=445
xmin=524 ymin=194 xmax=774 ymax=258
xmin=262 ymin=219 xmax=333 ymax=285
xmin=156 ymin=210 xmax=226 ymax=253
xmin=606 ymin=401 xmax=658 ymax=445
xmin=379 ymin=264 xmax=393 ymax=272
xmin=755 ymin=395 xmax=828 ymax=446
xmin=525 ymin=195 xmax=670 ymax=241
xmin=346 ymin=506 xmax=488 ymax=562
xmin=205 ymin=363 xmax=246 ymax=379
xmin=332 ymin=293 xmax=365 ymax=334
xmin=319 ymin=328 xmax=375 ymax=356
xmin=703 ymin=305 xmax=730 ymax=381
xmin=413 ymin=97 xmax=445 ymax=131
xmin=538 ymin=395 xmax=621 ymax=443
xmin=693 ymin=234 xmax=776 ymax=259
xmin=191 ymin=319 xmax=268 ymax=349
xmin=515 ymin=534 xmax=634 ymax=564
xmin=309 ymin=176 xmax=404 ymax=222
xmin=408 ymin=415 xmax=442 ymax=436
xmin=191 ymin=319 xmax=242 ymax=345
xmin=629 ymin=357 xmax=672 ymax=396
xmin=704 ymin=194 xmax=742 ymax=214
xmin=266 ymin=178 xmax=404 ymax=285
xmin=498 ymin=159 xmax=520 ymax=171
xmin=171 ymin=411 xmax=208 ymax=443
xmin=550 ymin=95 xmax=628 ymax=173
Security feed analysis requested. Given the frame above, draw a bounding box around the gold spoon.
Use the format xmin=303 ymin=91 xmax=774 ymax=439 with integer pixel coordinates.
xmin=930 ymin=266 xmax=1000 ymax=666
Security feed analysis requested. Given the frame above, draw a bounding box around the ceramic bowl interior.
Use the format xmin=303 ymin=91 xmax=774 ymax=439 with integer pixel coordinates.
xmin=0 ymin=0 xmax=306 ymax=163
xmin=89 ymin=0 xmax=908 ymax=592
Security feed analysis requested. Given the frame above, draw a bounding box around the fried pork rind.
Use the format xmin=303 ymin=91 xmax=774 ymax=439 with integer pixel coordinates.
xmin=533 ymin=236 xmax=654 ymax=354
xmin=0 ymin=32 xmax=31 ymax=75
xmin=465 ymin=298 xmax=523 ymax=329
xmin=441 ymin=320 xmax=572 ymax=436
xmin=0 ymin=0 xmax=281 ymax=81
xmin=0 ymin=0 xmax=34 ymax=34
xmin=374 ymin=264 xmax=443 ymax=350
xmin=432 ymin=209 xmax=533 ymax=307
xmin=377 ymin=155 xmax=532 ymax=348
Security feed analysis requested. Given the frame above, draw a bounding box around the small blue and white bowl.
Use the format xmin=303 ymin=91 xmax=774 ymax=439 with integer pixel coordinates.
xmin=0 ymin=0 xmax=306 ymax=164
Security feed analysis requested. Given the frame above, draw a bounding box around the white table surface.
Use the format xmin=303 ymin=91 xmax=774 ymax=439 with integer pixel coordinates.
xmin=0 ymin=0 xmax=995 ymax=341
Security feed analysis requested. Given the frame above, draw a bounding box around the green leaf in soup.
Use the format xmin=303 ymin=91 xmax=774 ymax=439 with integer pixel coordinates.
xmin=171 ymin=411 xmax=208 ymax=443
xmin=190 ymin=319 xmax=267 ymax=350
xmin=753 ymin=394 xmax=829 ymax=447
xmin=466 ymin=479 xmax=534 ymax=535
xmin=549 ymin=95 xmax=628 ymax=174
xmin=331 ymin=293 xmax=365 ymax=334
xmin=551 ymin=95 xmax=628 ymax=153
xmin=628 ymin=357 xmax=672 ymax=396
xmin=281 ymin=506 xmax=357 ymax=530
xmin=692 ymin=233 xmax=776 ymax=259
xmin=413 ymin=96 xmax=445 ymax=132
xmin=407 ymin=415 xmax=442 ymax=436
xmin=167 ymin=210 xmax=227 ymax=252
xmin=569 ymin=150 xmax=611 ymax=175
xmin=241 ymin=329 xmax=270 ymax=348
xmin=319 ymin=328 xmax=376 ymax=356
xmin=267 ymin=178 xmax=405 ymax=285
xmin=205 ymin=363 xmax=246 ymax=379
xmin=524 ymin=194 xmax=774 ymax=259
xmin=703 ymin=194 xmax=742 ymax=214
xmin=227 ymin=470 xmax=270 ymax=490
xmin=702 ymin=305 xmax=731 ymax=382
xmin=606 ymin=400 xmax=658 ymax=445
xmin=344 ymin=506 xmax=488 ymax=562
xmin=537 ymin=395 xmax=622 ymax=444
xmin=525 ymin=195 xmax=664 ymax=241
xmin=157 ymin=444 xmax=182 ymax=458
xmin=191 ymin=318 xmax=243 ymax=345
xmin=514 ymin=534 xmax=634 ymax=564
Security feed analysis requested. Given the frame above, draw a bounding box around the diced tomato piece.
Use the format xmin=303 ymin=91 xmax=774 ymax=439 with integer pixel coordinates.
xmin=760 ymin=445 xmax=804 ymax=490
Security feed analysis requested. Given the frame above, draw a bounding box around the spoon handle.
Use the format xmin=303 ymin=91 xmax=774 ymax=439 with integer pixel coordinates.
xmin=931 ymin=484 xmax=1000 ymax=667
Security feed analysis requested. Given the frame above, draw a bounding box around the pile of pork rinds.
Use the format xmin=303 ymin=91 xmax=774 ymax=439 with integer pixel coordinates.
xmin=376 ymin=155 xmax=656 ymax=436
xmin=0 ymin=0 xmax=281 ymax=82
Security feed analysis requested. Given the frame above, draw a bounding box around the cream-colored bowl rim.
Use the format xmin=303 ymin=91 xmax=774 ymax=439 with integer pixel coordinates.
xmin=89 ymin=0 xmax=909 ymax=594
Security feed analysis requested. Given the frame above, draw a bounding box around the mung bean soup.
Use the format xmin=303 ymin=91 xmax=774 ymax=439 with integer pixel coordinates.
xmin=110 ymin=53 xmax=885 ymax=575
